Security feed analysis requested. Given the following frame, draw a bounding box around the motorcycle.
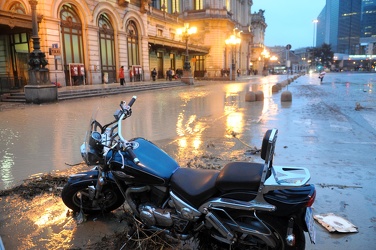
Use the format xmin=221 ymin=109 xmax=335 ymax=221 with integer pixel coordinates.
xmin=62 ymin=96 xmax=316 ymax=249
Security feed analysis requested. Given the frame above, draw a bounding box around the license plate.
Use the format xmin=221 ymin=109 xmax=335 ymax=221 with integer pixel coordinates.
xmin=305 ymin=207 xmax=316 ymax=244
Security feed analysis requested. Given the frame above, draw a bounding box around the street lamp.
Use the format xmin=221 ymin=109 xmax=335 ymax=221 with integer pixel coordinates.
xmin=312 ymin=19 xmax=318 ymax=47
xmin=25 ymin=0 xmax=56 ymax=104
xmin=312 ymin=19 xmax=318 ymax=71
xmin=261 ymin=48 xmax=270 ymax=75
xmin=177 ymin=23 xmax=197 ymax=85
xmin=225 ymin=31 xmax=241 ymax=80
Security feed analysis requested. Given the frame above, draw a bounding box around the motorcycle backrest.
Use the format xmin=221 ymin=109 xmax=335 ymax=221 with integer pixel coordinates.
xmin=260 ymin=128 xmax=278 ymax=166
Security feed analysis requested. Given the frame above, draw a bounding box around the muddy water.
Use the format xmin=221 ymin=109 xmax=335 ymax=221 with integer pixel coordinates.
xmin=0 ymin=76 xmax=285 ymax=190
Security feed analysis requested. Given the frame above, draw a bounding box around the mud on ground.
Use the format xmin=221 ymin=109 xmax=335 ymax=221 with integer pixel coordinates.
xmin=0 ymin=143 xmax=256 ymax=250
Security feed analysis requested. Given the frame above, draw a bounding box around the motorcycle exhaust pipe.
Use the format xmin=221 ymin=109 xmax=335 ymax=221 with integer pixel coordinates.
xmin=205 ymin=212 xmax=234 ymax=242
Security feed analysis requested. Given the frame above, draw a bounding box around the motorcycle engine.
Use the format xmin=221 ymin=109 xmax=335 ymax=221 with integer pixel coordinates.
xmin=139 ymin=204 xmax=174 ymax=227
xmin=138 ymin=204 xmax=191 ymax=233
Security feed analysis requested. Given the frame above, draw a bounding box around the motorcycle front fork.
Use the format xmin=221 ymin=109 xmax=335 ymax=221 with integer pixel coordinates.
xmin=87 ymin=168 xmax=106 ymax=206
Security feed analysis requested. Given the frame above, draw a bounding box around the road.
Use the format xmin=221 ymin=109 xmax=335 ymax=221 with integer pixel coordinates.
xmin=0 ymin=72 xmax=375 ymax=249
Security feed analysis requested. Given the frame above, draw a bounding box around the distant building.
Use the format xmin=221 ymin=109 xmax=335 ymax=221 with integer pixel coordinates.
xmin=316 ymin=0 xmax=376 ymax=55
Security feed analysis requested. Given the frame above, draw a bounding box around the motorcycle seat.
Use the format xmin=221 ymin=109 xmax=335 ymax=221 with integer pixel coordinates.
xmin=171 ymin=168 xmax=220 ymax=207
xmin=216 ymin=162 xmax=264 ymax=192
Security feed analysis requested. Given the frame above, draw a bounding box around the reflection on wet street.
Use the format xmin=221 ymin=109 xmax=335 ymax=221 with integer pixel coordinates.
xmin=1 ymin=73 xmax=376 ymax=190
xmin=0 ymin=75 xmax=284 ymax=190
xmin=1 ymin=72 xmax=376 ymax=249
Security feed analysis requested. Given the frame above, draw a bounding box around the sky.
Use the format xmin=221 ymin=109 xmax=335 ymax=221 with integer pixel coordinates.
xmin=252 ymin=0 xmax=326 ymax=49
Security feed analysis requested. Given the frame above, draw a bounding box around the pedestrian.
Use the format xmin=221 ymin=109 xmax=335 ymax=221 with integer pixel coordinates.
xmin=151 ymin=68 xmax=157 ymax=81
xmin=237 ymin=68 xmax=240 ymax=77
xmin=166 ymin=68 xmax=172 ymax=81
xmin=129 ymin=67 xmax=134 ymax=82
xmin=168 ymin=69 xmax=173 ymax=81
xmin=119 ymin=66 xmax=125 ymax=86
xmin=319 ymin=71 xmax=326 ymax=83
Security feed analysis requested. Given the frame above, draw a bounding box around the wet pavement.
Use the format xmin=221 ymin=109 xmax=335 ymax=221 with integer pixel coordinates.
xmin=0 ymin=72 xmax=376 ymax=249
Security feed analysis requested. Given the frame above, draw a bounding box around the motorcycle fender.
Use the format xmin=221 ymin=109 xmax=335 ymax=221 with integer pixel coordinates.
xmin=66 ymin=169 xmax=117 ymax=186
xmin=66 ymin=169 xmax=99 ymax=185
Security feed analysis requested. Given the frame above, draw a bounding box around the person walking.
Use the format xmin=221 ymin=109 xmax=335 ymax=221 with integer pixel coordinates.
xmin=319 ymin=71 xmax=326 ymax=83
xmin=151 ymin=68 xmax=157 ymax=81
xmin=119 ymin=66 xmax=125 ymax=86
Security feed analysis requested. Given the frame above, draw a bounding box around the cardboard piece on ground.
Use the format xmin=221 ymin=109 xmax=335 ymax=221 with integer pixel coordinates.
xmin=314 ymin=213 xmax=358 ymax=233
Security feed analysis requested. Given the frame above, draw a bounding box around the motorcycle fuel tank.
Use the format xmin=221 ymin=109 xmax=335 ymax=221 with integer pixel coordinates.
xmin=107 ymin=138 xmax=180 ymax=185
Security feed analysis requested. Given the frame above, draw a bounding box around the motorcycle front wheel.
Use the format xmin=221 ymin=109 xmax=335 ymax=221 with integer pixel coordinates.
xmin=61 ymin=181 xmax=125 ymax=214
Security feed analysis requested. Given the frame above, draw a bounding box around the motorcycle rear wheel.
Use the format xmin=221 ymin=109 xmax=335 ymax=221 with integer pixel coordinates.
xmin=61 ymin=182 xmax=125 ymax=214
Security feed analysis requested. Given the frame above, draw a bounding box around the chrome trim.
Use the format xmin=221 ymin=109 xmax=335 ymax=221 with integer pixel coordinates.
xmin=199 ymin=197 xmax=276 ymax=213
xmin=206 ymin=212 xmax=234 ymax=241
xmin=170 ymin=191 xmax=202 ymax=220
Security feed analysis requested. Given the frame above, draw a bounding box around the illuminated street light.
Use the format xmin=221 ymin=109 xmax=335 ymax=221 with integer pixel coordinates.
xmin=312 ymin=19 xmax=319 ymax=71
xmin=177 ymin=23 xmax=197 ymax=85
xmin=312 ymin=19 xmax=318 ymax=47
xmin=261 ymin=49 xmax=270 ymax=75
xmin=225 ymin=30 xmax=241 ymax=80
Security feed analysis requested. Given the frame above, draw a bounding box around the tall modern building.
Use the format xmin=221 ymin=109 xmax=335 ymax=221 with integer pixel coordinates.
xmin=338 ymin=0 xmax=362 ymax=54
xmin=362 ymin=0 xmax=376 ymax=38
xmin=316 ymin=0 xmax=376 ymax=55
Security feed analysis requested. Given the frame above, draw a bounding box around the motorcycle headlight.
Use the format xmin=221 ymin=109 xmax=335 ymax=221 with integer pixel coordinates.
xmin=81 ymin=131 xmax=104 ymax=165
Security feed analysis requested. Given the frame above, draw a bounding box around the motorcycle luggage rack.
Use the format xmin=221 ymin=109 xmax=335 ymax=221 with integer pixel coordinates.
xmin=251 ymin=129 xmax=311 ymax=210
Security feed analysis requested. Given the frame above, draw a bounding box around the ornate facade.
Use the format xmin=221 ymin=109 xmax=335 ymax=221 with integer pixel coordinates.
xmin=0 ymin=0 xmax=266 ymax=88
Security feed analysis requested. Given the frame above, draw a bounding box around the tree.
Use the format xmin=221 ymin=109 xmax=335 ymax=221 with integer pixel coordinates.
xmin=311 ymin=43 xmax=334 ymax=69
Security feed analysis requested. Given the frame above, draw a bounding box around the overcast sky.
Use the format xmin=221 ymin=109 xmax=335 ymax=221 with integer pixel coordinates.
xmin=252 ymin=0 xmax=326 ymax=49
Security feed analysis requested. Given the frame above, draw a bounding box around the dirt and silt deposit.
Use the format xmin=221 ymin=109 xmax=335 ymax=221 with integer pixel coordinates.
xmin=0 ymin=137 xmax=256 ymax=250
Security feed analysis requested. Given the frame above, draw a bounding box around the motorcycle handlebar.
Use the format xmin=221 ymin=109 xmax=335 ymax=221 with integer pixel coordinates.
xmin=125 ymin=146 xmax=140 ymax=164
xmin=128 ymin=96 xmax=137 ymax=107
xmin=118 ymin=96 xmax=139 ymax=165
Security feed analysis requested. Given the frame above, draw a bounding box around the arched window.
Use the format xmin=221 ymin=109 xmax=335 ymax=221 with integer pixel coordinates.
xmin=60 ymin=4 xmax=83 ymax=64
xmin=98 ymin=14 xmax=116 ymax=83
xmin=60 ymin=4 xmax=84 ymax=84
xmin=127 ymin=20 xmax=139 ymax=66
xmin=9 ymin=2 xmax=26 ymax=14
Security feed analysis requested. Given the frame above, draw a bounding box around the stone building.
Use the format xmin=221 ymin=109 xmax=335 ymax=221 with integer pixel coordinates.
xmin=0 ymin=0 xmax=266 ymax=88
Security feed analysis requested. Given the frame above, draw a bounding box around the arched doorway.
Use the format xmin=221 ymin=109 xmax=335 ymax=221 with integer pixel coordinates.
xmin=60 ymin=4 xmax=85 ymax=86
xmin=98 ymin=14 xmax=115 ymax=83
xmin=0 ymin=2 xmax=30 ymax=92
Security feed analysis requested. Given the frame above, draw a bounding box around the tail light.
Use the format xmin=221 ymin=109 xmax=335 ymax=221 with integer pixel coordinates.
xmin=306 ymin=189 xmax=316 ymax=207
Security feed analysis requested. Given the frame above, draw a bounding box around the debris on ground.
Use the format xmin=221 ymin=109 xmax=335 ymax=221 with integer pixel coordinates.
xmin=355 ymin=102 xmax=364 ymax=111
xmin=317 ymin=183 xmax=362 ymax=189
xmin=314 ymin=213 xmax=358 ymax=233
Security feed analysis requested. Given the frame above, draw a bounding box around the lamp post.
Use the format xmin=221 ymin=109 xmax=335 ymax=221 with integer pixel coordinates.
xmin=312 ymin=19 xmax=318 ymax=72
xmin=25 ymin=0 xmax=57 ymax=104
xmin=312 ymin=19 xmax=318 ymax=47
xmin=177 ymin=23 xmax=197 ymax=85
xmin=225 ymin=30 xmax=241 ymax=81
xmin=261 ymin=48 xmax=270 ymax=76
